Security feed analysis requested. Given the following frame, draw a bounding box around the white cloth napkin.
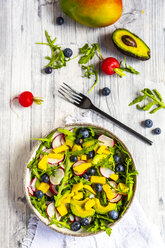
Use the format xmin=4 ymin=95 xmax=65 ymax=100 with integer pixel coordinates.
xmin=22 ymin=112 xmax=165 ymax=248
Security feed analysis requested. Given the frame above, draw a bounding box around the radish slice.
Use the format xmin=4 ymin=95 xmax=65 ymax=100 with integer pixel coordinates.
xmin=47 ymin=202 xmax=56 ymax=218
xmin=27 ymin=186 xmax=34 ymax=196
xmin=88 ymin=217 xmax=92 ymax=223
xmin=60 ymin=135 xmax=65 ymax=145
xmin=60 ymin=163 xmax=65 ymax=170
xmin=48 ymin=155 xmax=64 ymax=165
xmin=50 ymin=168 xmax=64 ymax=185
xmin=30 ymin=177 xmax=37 ymax=191
xmin=75 ymin=216 xmax=81 ymax=222
xmin=109 ymin=181 xmax=117 ymax=188
xmin=69 ymin=214 xmax=75 ymax=223
xmin=49 ymin=184 xmax=58 ymax=195
xmin=89 ymin=193 xmax=95 ymax=199
xmin=39 ymin=154 xmax=44 ymax=160
xmin=52 ymin=134 xmax=65 ymax=149
xmin=45 ymin=189 xmax=53 ymax=197
xmin=98 ymin=135 xmax=115 ymax=147
xmin=110 ymin=194 xmax=122 ymax=203
xmin=45 ymin=148 xmax=53 ymax=153
xmin=56 ymin=209 xmax=62 ymax=221
xmin=99 ymin=167 xmax=114 ymax=178
xmin=72 ymin=160 xmax=86 ymax=176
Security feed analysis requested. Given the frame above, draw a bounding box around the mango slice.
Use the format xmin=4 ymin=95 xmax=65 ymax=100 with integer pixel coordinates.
xmin=90 ymin=176 xmax=106 ymax=184
xmin=38 ymin=155 xmax=48 ymax=171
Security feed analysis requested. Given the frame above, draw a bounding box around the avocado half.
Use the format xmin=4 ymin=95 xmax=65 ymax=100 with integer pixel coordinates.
xmin=112 ymin=29 xmax=151 ymax=60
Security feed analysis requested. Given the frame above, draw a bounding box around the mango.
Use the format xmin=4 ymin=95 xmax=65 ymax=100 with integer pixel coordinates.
xmin=60 ymin=0 xmax=123 ymax=28
xmin=38 ymin=155 xmax=48 ymax=171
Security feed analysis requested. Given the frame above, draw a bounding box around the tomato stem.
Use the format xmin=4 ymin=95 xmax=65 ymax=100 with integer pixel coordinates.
xmin=114 ymin=68 xmax=126 ymax=78
xmin=33 ymin=97 xmax=44 ymax=105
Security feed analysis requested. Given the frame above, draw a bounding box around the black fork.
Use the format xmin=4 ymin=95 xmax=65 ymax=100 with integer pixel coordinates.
xmin=58 ymin=83 xmax=153 ymax=145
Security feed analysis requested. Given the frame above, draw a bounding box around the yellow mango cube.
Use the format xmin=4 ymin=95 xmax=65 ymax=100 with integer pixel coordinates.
xmin=80 ymin=154 xmax=87 ymax=161
xmin=38 ymin=155 xmax=48 ymax=171
xmin=57 ymin=204 xmax=68 ymax=216
xmin=109 ymin=174 xmax=119 ymax=181
xmin=90 ymin=176 xmax=106 ymax=185
xmin=97 ymin=145 xmax=110 ymax=155
xmin=37 ymin=182 xmax=50 ymax=193
xmin=83 ymin=185 xmax=96 ymax=195
xmin=53 ymin=145 xmax=68 ymax=154
xmin=47 ymin=153 xmax=64 ymax=159
xmin=72 ymin=144 xmax=82 ymax=152
xmin=65 ymin=138 xmax=74 ymax=148
xmin=73 ymin=192 xmax=83 ymax=200
xmin=73 ymin=163 xmax=92 ymax=174
xmin=72 ymin=182 xmax=83 ymax=192
xmin=103 ymin=184 xmax=116 ymax=200
xmin=117 ymin=183 xmax=129 ymax=195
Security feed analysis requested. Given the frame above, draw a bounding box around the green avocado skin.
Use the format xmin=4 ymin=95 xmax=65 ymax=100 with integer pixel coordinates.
xmin=112 ymin=29 xmax=151 ymax=61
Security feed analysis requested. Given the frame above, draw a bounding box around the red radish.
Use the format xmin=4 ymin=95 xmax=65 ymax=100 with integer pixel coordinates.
xmin=48 ymin=155 xmax=64 ymax=166
xmin=69 ymin=214 xmax=75 ymax=223
xmin=30 ymin=177 xmax=37 ymax=191
xmin=47 ymin=202 xmax=56 ymax=218
xmin=49 ymin=184 xmax=58 ymax=195
xmin=50 ymin=168 xmax=64 ymax=185
xmin=11 ymin=91 xmax=43 ymax=115
xmin=72 ymin=160 xmax=86 ymax=176
xmin=75 ymin=216 xmax=81 ymax=222
xmin=52 ymin=134 xmax=65 ymax=149
xmin=99 ymin=167 xmax=114 ymax=178
xmin=27 ymin=186 xmax=34 ymax=196
xmin=110 ymin=194 xmax=122 ymax=203
xmin=98 ymin=134 xmax=115 ymax=147
xmin=45 ymin=189 xmax=53 ymax=198
xmin=109 ymin=181 xmax=117 ymax=188
xmin=101 ymin=57 xmax=126 ymax=77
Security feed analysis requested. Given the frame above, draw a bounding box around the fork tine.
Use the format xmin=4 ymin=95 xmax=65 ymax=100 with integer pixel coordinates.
xmin=63 ymin=83 xmax=82 ymax=98
xmin=60 ymin=86 xmax=82 ymax=103
xmin=58 ymin=90 xmax=75 ymax=104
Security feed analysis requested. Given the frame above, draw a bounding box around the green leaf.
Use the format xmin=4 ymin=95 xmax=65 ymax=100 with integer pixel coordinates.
xmin=150 ymin=106 xmax=162 ymax=114
xmin=153 ymin=89 xmax=163 ymax=101
xmin=57 ymin=128 xmax=75 ymax=136
xmin=82 ymin=65 xmax=98 ymax=93
xmin=105 ymin=227 xmax=112 ymax=236
xmin=141 ymin=101 xmax=156 ymax=111
xmin=119 ymin=58 xmax=140 ymax=75
xmin=129 ymin=95 xmax=146 ymax=106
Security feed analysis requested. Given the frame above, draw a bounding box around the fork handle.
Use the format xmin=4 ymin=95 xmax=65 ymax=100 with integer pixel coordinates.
xmin=91 ymin=105 xmax=153 ymax=145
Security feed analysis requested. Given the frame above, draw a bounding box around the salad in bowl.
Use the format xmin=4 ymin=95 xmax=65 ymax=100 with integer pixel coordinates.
xmin=25 ymin=124 xmax=138 ymax=236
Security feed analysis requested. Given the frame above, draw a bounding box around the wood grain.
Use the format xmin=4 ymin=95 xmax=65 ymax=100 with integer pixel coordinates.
xmin=0 ymin=0 xmax=165 ymax=247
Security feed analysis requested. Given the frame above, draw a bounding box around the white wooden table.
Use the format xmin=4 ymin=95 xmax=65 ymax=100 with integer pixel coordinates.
xmin=1 ymin=0 xmax=165 ymax=247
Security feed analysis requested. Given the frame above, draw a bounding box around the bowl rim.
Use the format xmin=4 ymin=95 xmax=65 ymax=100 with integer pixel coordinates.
xmin=24 ymin=123 xmax=137 ymax=237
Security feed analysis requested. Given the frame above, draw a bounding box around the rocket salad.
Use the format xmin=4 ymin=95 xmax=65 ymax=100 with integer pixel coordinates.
xmin=27 ymin=126 xmax=138 ymax=236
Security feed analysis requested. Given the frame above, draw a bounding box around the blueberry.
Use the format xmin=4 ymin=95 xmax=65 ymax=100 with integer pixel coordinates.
xmin=154 ymin=128 xmax=161 ymax=135
xmin=144 ymin=119 xmax=153 ymax=128
xmin=45 ymin=66 xmax=52 ymax=74
xmin=82 ymin=173 xmax=89 ymax=179
xmin=63 ymin=48 xmax=73 ymax=58
xmin=115 ymin=164 xmax=125 ymax=173
xmin=87 ymin=167 xmax=96 ymax=176
xmin=87 ymin=150 xmax=95 ymax=159
xmin=95 ymin=183 xmax=102 ymax=192
xmin=71 ymin=221 xmax=81 ymax=231
xmin=35 ymin=190 xmax=44 ymax=199
xmin=108 ymin=210 xmax=118 ymax=220
xmin=78 ymin=128 xmax=90 ymax=139
xmin=114 ymin=155 xmax=120 ymax=163
xmin=70 ymin=155 xmax=78 ymax=162
xmin=102 ymin=87 xmax=111 ymax=96
xmin=75 ymin=138 xmax=83 ymax=145
xmin=80 ymin=218 xmax=89 ymax=226
xmin=41 ymin=174 xmax=49 ymax=183
xmin=56 ymin=16 xmax=64 ymax=25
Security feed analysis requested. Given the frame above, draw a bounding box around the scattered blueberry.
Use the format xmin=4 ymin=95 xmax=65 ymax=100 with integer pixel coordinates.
xmin=75 ymin=138 xmax=83 ymax=145
xmin=70 ymin=155 xmax=78 ymax=162
xmin=102 ymin=87 xmax=111 ymax=96
xmin=41 ymin=174 xmax=49 ymax=183
xmin=114 ymin=155 xmax=120 ymax=163
xmin=56 ymin=16 xmax=64 ymax=25
xmin=45 ymin=66 xmax=52 ymax=74
xmin=95 ymin=183 xmax=102 ymax=192
xmin=144 ymin=119 xmax=153 ymax=128
xmin=71 ymin=221 xmax=81 ymax=231
xmin=87 ymin=167 xmax=96 ymax=176
xmin=63 ymin=48 xmax=73 ymax=58
xmin=108 ymin=210 xmax=119 ymax=220
xmin=87 ymin=150 xmax=95 ymax=159
xmin=80 ymin=218 xmax=89 ymax=226
xmin=115 ymin=164 xmax=125 ymax=173
xmin=154 ymin=128 xmax=161 ymax=135
xmin=78 ymin=128 xmax=90 ymax=139
xmin=35 ymin=190 xmax=44 ymax=199
xmin=82 ymin=173 xmax=89 ymax=180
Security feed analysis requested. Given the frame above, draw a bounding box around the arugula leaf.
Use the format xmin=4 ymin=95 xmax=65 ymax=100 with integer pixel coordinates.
xmin=105 ymin=227 xmax=112 ymax=236
xmin=49 ymin=215 xmax=71 ymax=229
xmin=57 ymin=128 xmax=75 ymax=136
xmin=120 ymin=58 xmax=140 ymax=75
xmin=79 ymin=43 xmax=102 ymax=64
xmin=30 ymin=196 xmax=47 ymax=218
xmin=82 ymin=64 xmax=98 ymax=93
xmin=129 ymin=88 xmax=165 ymax=114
